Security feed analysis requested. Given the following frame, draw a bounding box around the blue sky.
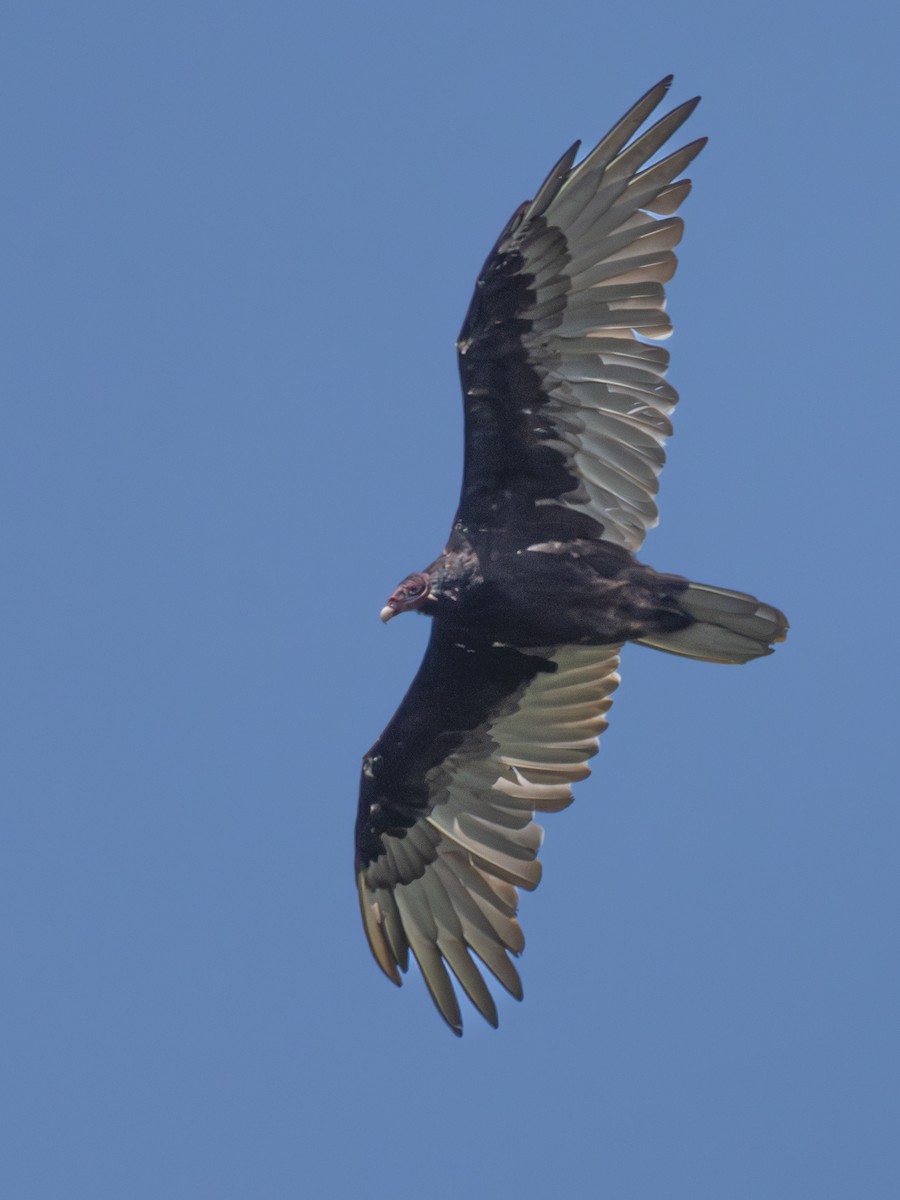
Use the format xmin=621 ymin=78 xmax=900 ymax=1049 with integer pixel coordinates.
xmin=2 ymin=2 xmax=898 ymax=1196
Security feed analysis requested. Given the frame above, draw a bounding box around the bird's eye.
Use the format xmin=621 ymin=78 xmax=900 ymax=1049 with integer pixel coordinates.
xmin=396 ymin=573 xmax=428 ymax=601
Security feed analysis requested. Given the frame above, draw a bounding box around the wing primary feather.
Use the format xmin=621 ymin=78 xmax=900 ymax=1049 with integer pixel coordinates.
xmin=357 ymin=875 xmax=401 ymax=985
xmin=522 ymin=142 xmax=581 ymax=223
xmin=394 ymin=886 xmax=463 ymax=1034
xmin=559 ymin=76 xmax=674 ymax=190
xmin=426 ymin=869 xmax=500 ymax=1026
xmin=604 ymin=97 xmax=701 ymax=182
xmin=622 ymin=138 xmax=708 ymax=206
xmin=434 ymin=858 xmax=525 ymax=997
xmin=647 ymin=178 xmax=693 ymax=215
xmin=376 ymin=886 xmax=410 ymax=971
xmin=439 ymin=936 xmax=499 ymax=1027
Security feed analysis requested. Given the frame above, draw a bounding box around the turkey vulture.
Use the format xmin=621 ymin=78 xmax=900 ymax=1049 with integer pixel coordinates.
xmin=355 ymin=77 xmax=788 ymax=1034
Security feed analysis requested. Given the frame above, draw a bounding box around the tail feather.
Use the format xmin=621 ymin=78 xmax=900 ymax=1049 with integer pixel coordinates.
xmin=637 ymin=582 xmax=788 ymax=664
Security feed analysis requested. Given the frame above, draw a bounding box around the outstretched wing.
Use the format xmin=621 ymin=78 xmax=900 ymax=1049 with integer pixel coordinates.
xmin=355 ymin=624 xmax=620 ymax=1033
xmin=456 ymin=76 xmax=704 ymax=552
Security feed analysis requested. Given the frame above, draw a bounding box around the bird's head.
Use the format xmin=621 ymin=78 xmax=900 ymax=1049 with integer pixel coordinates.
xmin=380 ymin=571 xmax=434 ymax=623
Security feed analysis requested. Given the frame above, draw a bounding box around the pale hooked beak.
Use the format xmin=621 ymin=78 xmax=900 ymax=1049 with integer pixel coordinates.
xmin=380 ymin=605 xmax=397 ymax=624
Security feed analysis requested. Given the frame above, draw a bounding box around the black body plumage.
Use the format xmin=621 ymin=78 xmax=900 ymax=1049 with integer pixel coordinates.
xmin=354 ymin=78 xmax=788 ymax=1035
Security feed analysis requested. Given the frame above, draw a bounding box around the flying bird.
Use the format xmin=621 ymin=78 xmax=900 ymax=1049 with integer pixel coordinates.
xmin=355 ymin=77 xmax=787 ymax=1035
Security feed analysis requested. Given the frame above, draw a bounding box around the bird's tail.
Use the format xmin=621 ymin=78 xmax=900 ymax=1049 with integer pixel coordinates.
xmin=636 ymin=582 xmax=788 ymax=664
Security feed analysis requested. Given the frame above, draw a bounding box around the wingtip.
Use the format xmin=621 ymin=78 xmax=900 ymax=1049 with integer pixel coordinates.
xmin=675 ymin=136 xmax=709 ymax=172
xmin=643 ymin=78 xmax=703 ymax=123
xmin=626 ymin=76 xmax=676 ymax=122
xmin=357 ymin=874 xmax=403 ymax=986
xmin=522 ymin=140 xmax=582 ymax=222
